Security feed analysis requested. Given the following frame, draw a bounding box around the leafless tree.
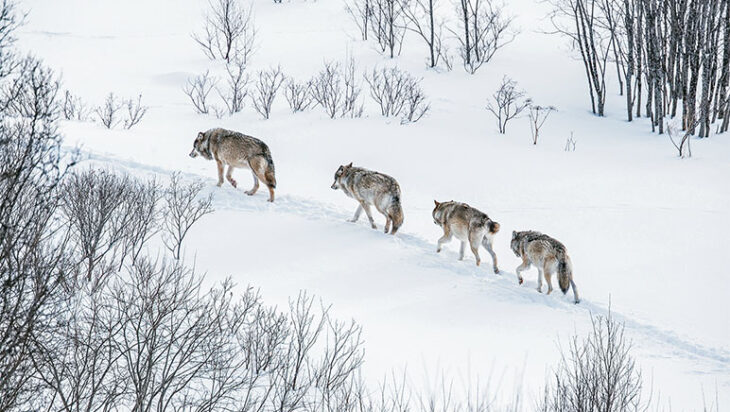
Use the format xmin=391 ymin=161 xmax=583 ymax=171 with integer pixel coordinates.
xmin=284 ymin=78 xmax=314 ymax=112
xmin=486 ymin=76 xmax=531 ymax=133
xmin=528 ymin=104 xmax=557 ymax=144
xmin=364 ymin=66 xmax=430 ymax=123
xmin=344 ymin=0 xmax=373 ymax=40
xmin=451 ymin=0 xmax=517 ymax=74
xmin=400 ymin=0 xmax=448 ymax=69
xmin=0 ymin=0 xmax=23 ymax=79
xmin=369 ymin=0 xmax=407 ymax=58
xmin=668 ymin=120 xmax=696 ymax=158
xmin=251 ymin=65 xmax=285 ymax=119
xmin=162 ymin=172 xmax=214 ymax=260
xmin=310 ymin=60 xmax=363 ymax=119
xmin=94 ymin=92 xmax=123 ymax=129
xmin=539 ymin=311 xmax=645 ymax=412
xmin=123 ymin=94 xmax=148 ymax=129
xmin=193 ymin=0 xmax=256 ymax=64
xmin=341 ymin=57 xmax=364 ymax=118
xmin=218 ymin=56 xmax=250 ymax=115
xmin=184 ymin=70 xmax=219 ymax=115
xmin=61 ymin=90 xmax=90 ymax=121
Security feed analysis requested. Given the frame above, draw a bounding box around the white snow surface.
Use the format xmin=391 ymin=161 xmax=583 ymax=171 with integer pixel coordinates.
xmin=17 ymin=0 xmax=730 ymax=409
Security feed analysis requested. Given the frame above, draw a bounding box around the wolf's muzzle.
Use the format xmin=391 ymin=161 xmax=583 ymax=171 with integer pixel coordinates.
xmin=189 ymin=150 xmax=198 ymax=158
xmin=330 ymin=182 xmax=338 ymax=190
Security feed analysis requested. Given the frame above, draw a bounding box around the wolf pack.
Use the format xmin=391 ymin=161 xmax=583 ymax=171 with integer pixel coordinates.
xmin=190 ymin=128 xmax=581 ymax=304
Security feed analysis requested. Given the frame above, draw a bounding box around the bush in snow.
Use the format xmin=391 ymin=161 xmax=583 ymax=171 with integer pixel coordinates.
xmin=94 ymin=92 xmax=148 ymax=130
xmin=284 ymin=78 xmax=314 ymax=113
xmin=364 ymin=66 xmax=430 ymax=123
xmin=192 ymin=0 xmax=256 ymax=64
xmin=369 ymin=0 xmax=407 ymax=58
xmin=486 ymin=76 xmax=530 ymax=134
xmin=218 ymin=56 xmax=250 ymax=115
xmin=61 ymin=90 xmax=91 ymax=121
xmin=310 ymin=59 xmax=363 ymax=119
xmin=250 ymin=65 xmax=285 ymax=119
xmin=528 ymin=104 xmax=557 ymax=145
xmin=451 ymin=0 xmax=517 ymax=74
xmin=183 ymin=70 xmax=219 ymax=115
xmin=565 ymin=132 xmax=576 ymax=151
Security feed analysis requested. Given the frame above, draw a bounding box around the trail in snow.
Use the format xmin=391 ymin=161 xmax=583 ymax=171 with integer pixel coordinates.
xmin=78 ymin=149 xmax=730 ymax=376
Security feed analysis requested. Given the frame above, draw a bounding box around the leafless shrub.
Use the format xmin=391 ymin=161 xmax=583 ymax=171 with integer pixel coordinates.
xmin=2 ymin=56 xmax=59 ymax=118
xmin=565 ymin=132 xmax=576 ymax=152
xmin=341 ymin=57 xmax=364 ymax=118
xmin=310 ymin=61 xmax=363 ymax=119
xmin=94 ymin=92 xmax=123 ymax=129
xmin=162 ymin=172 xmax=214 ymax=260
xmin=193 ymin=0 xmax=256 ymax=64
xmin=122 ymin=94 xmax=147 ymax=129
xmin=184 ymin=70 xmax=219 ymax=115
xmin=539 ymin=311 xmax=645 ymax=412
xmin=251 ymin=65 xmax=285 ymax=119
xmin=451 ymin=0 xmax=517 ymax=74
xmin=668 ymin=120 xmax=696 ymax=159
xmin=0 ymin=0 xmax=23 ymax=79
xmin=344 ymin=0 xmax=372 ymax=40
xmin=284 ymin=78 xmax=314 ymax=112
xmin=218 ymin=57 xmax=250 ymax=115
xmin=400 ymin=0 xmax=450 ymax=69
xmin=365 ymin=66 xmax=430 ymax=123
xmin=486 ymin=76 xmax=530 ymax=133
xmin=61 ymin=90 xmax=90 ymax=121
xmin=528 ymin=104 xmax=557 ymax=145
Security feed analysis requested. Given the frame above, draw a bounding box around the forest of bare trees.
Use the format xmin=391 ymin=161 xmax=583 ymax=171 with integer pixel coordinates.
xmin=547 ymin=0 xmax=730 ymax=137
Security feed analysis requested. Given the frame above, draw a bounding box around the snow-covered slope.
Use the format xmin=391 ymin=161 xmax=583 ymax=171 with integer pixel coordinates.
xmin=18 ymin=0 xmax=730 ymax=409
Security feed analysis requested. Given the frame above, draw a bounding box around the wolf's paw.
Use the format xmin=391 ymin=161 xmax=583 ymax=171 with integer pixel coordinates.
xmin=370 ymin=224 xmax=377 ymax=230
xmin=546 ymin=289 xmax=553 ymax=295
xmin=267 ymin=198 xmax=274 ymax=203
xmin=518 ymin=278 xmax=524 ymax=285
xmin=216 ymin=182 xmax=223 ymax=187
xmin=574 ymin=299 xmax=581 ymax=304
xmin=436 ymin=248 xmax=441 ymax=253
xmin=493 ymin=267 xmax=500 ymax=274
xmin=347 ymin=218 xmax=357 ymax=223
xmin=536 ymin=287 xmax=543 ymax=293
xmin=475 ymin=261 xmax=480 ymax=267
xmin=229 ymin=180 xmax=237 ymax=188
xmin=245 ymin=190 xmax=255 ymax=196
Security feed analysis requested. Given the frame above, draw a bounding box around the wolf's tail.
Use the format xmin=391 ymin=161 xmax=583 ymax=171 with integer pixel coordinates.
xmin=388 ymin=196 xmax=404 ymax=234
xmin=263 ymin=151 xmax=276 ymax=189
xmin=557 ymin=250 xmax=571 ymax=294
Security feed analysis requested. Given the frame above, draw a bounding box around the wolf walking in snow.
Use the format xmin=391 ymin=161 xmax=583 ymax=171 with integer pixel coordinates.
xmin=331 ymin=163 xmax=404 ymax=234
xmin=432 ymin=200 xmax=500 ymax=273
xmin=189 ymin=128 xmax=277 ymax=202
xmin=510 ymin=230 xmax=580 ymax=303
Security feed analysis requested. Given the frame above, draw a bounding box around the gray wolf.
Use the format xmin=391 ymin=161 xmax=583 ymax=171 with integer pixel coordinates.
xmin=189 ymin=128 xmax=277 ymax=202
xmin=432 ymin=200 xmax=500 ymax=273
xmin=510 ymin=230 xmax=580 ymax=304
xmin=331 ymin=163 xmax=404 ymax=234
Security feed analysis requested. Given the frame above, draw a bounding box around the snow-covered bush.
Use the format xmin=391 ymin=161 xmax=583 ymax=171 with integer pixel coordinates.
xmin=61 ymin=90 xmax=91 ymax=121
xmin=528 ymin=104 xmax=557 ymax=145
xmin=311 ymin=59 xmax=363 ymax=119
xmin=284 ymin=78 xmax=314 ymax=112
xmin=451 ymin=0 xmax=517 ymax=74
xmin=251 ymin=66 xmax=285 ymax=119
xmin=364 ymin=66 xmax=430 ymax=123
xmin=183 ymin=70 xmax=218 ymax=115
xmin=218 ymin=57 xmax=250 ymax=115
xmin=94 ymin=92 xmax=148 ymax=130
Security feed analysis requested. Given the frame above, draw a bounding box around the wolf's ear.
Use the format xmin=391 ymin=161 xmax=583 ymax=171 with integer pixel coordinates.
xmin=512 ymin=230 xmax=517 ymax=237
xmin=434 ymin=200 xmax=440 ymax=206
xmin=346 ymin=162 xmax=353 ymax=168
xmin=197 ymin=131 xmax=205 ymax=138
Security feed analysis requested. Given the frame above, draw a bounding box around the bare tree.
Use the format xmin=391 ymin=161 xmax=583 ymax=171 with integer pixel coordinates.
xmin=400 ymin=0 xmax=448 ymax=69
xmin=94 ymin=92 xmax=123 ymax=129
xmin=184 ymin=70 xmax=219 ymax=115
xmin=528 ymin=104 xmax=557 ymax=144
xmin=218 ymin=57 xmax=250 ymax=115
xmin=284 ymin=78 xmax=314 ymax=113
xmin=486 ymin=76 xmax=531 ymax=133
xmin=668 ymin=120 xmax=696 ymax=158
xmin=451 ymin=0 xmax=517 ymax=73
xmin=251 ymin=65 xmax=285 ymax=119
xmin=162 ymin=173 xmax=214 ymax=260
xmin=311 ymin=62 xmax=343 ymax=119
xmin=365 ymin=66 xmax=430 ymax=123
xmin=369 ymin=0 xmax=407 ymax=58
xmin=341 ymin=57 xmax=364 ymax=118
xmin=193 ymin=0 xmax=256 ymax=64
xmin=123 ymin=94 xmax=148 ymax=129
xmin=344 ymin=0 xmax=373 ymax=40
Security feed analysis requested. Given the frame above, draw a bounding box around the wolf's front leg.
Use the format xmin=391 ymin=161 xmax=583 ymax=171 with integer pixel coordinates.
xmin=349 ymin=205 xmax=363 ymax=222
xmin=384 ymin=217 xmax=391 ymax=233
xmin=245 ymin=170 xmax=260 ymax=196
xmin=226 ymin=166 xmax=237 ymax=188
xmin=544 ymin=270 xmax=553 ymax=294
xmin=458 ymin=242 xmax=466 ymax=260
xmin=536 ymin=267 xmax=544 ymax=293
xmin=482 ymin=238 xmax=499 ymax=274
xmin=436 ymin=227 xmax=452 ymax=253
xmin=216 ymin=161 xmax=225 ymax=187
xmin=361 ymin=203 xmax=377 ymax=229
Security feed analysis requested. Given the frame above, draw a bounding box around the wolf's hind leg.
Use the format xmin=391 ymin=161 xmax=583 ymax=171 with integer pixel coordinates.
xmin=459 ymin=242 xmax=466 ymax=260
xmin=536 ymin=267 xmax=544 ymax=293
xmin=570 ymin=280 xmax=580 ymax=304
xmin=544 ymin=268 xmax=553 ymax=294
xmin=384 ymin=217 xmax=391 ymax=233
xmin=216 ymin=161 xmax=225 ymax=187
xmin=226 ymin=166 xmax=237 ymax=188
xmin=349 ymin=205 xmax=363 ymax=223
xmin=245 ymin=170 xmax=260 ymax=196
xmin=482 ymin=237 xmax=499 ymax=274
xmin=436 ymin=226 xmax=452 ymax=253
xmin=468 ymin=232 xmax=482 ymax=266
xmin=515 ymin=257 xmax=530 ymax=285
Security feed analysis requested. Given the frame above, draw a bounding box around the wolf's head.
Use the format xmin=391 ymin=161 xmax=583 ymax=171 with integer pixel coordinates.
xmin=510 ymin=230 xmax=522 ymax=257
xmin=432 ymin=200 xmax=443 ymax=225
xmin=331 ymin=162 xmax=352 ymax=190
xmin=189 ymin=132 xmax=212 ymax=160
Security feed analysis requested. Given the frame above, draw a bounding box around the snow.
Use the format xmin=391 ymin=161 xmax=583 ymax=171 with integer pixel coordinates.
xmin=17 ymin=0 xmax=730 ymax=409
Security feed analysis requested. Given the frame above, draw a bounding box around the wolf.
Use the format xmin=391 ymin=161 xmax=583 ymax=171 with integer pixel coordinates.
xmin=330 ymin=163 xmax=404 ymax=234
xmin=432 ymin=200 xmax=500 ymax=273
xmin=510 ymin=230 xmax=580 ymax=304
xmin=189 ymin=128 xmax=277 ymax=202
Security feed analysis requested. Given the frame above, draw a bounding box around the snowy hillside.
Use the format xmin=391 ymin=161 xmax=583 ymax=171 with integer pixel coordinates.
xmin=12 ymin=0 xmax=730 ymax=409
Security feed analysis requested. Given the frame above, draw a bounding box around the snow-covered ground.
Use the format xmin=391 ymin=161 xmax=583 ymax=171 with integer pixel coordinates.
xmin=18 ymin=0 xmax=730 ymax=409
